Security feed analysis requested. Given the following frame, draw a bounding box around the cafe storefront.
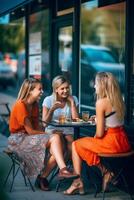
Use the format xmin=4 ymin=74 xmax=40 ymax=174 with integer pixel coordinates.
xmin=0 ymin=0 xmax=134 ymax=136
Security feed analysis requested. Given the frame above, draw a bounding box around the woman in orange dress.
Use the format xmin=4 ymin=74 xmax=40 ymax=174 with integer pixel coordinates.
xmin=63 ymin=72 xmax=131 ymax=195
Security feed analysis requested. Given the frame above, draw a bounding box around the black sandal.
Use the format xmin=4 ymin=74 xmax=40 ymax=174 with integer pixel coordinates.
xmin=35 ymin=175 xmax=50 ymax=191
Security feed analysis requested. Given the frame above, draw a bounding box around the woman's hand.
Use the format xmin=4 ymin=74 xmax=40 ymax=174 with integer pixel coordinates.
xmin=90 ymin=115 xmax=96 ymax=123
xmin=51 ymin=101 xmax=64 ymax=111
xmin=52 ymin=130 xmax=63 ymax=135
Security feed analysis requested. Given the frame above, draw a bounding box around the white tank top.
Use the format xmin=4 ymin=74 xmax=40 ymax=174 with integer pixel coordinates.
xmin=105 ymin=111 xmax=124 ymax=127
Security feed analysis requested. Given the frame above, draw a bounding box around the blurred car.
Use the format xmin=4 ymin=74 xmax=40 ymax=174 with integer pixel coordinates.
xmin=4 ymin=53 xmax=18 ymax=74
xmin=16 ymin=50 xmax=26 ymax=86
xmin=0 ymin=52 xmax=3 ymax=61
xmin=80 ymin=44 xmax=125 ymax=109
xmin=0 ymin=61 xmax=16 ymax=89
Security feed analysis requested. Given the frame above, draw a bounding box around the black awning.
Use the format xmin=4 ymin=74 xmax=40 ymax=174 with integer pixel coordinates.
xmin=0 ymin=0 xmax=33 ymax=17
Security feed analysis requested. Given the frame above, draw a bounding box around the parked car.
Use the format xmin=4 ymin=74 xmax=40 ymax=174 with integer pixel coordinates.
xmin=16 ymin=51 xmax=26 ymax=86
xmin=4 ymin=53 xmax=18 ymax=74
xmin=80 ymin=44 xmax=125 ymax=110
xmin=0 ymin=61 xmax=16 ymax=89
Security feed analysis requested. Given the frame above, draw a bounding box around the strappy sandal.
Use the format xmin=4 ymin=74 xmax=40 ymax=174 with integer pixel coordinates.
xmin=58 ymin=167 xmax=79 ymax=179
xmin=102 ymin=171 xmax=118 ymax=191
xmin=63 ymin=179 xmax=85 ymax=195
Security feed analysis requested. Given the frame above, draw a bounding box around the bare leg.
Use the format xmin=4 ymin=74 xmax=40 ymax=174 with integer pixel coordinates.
xmin=48 ymin=134 xmax=66 ymax=169
xmin=97 ymin=163 xmax=115 ymax=191
xmin=41 ymin=134 xmax=73 ymax=177
xmin=65 ymin=135 xmax=73 ymax=151
xmin=63 ymin=142 xmax=84 ymax=195
xmin=64 ymin=135 xmax=73 ymax=160
xmin=41 ymin=155 xmax=56 ymax=178
xmin=45 ymin=134 xmax=78 ymax=180
xmin=72 ymin=142 xmax=82 ymax=175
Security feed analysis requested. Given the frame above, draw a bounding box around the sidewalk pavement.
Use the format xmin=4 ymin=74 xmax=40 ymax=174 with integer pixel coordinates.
xmin=0 ymin=93 xmax=16 ymax=110
xmin=0 ymin=92 xmax=132 ymax=200
xmin=0 ymin=134 xmax=131 ymax=200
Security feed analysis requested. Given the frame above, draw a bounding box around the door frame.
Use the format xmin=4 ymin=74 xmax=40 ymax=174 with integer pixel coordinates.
xmin=52 ymin=13 xmax=73 ymax=77
xmin=50 ymin=10 xmax=80 ymax=97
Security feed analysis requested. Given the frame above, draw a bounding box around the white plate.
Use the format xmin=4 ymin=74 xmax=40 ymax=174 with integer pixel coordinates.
xmin=53 ymin=120 xmax=59 ymax=123
xmin=71 ymin=121 xmax=93 ymax=124
xmin=71 ymin=121 xmax=83 ymax=124
xmin=53 ymin=120 xmax=95 ymax=125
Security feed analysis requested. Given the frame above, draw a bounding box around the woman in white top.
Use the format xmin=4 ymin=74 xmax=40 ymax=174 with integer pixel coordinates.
xmin=42 ymin=75 xmax=79 ymax=180
xmin=63 ymin=72 xmax=131 ymax=195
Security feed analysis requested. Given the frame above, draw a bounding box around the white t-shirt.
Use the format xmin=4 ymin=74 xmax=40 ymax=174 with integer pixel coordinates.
xmin=42 ymin=95 xmax=79 ymax=135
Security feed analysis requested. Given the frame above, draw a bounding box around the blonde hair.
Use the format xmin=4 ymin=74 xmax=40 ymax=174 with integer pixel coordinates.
xmin=17 ymin=78 xmax=42 ymax=100
xmin=95 ymin=72 xmax=125 ymax=120
xmin=52 ymin=75 xmax=70 ymax=101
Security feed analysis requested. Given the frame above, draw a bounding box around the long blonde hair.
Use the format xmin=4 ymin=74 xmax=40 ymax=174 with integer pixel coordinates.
xmin=52 ymin=75 xmax=71 ymax=102
xmin=17 ymin=78 xmax=42 ymax=101
xmin=95 ymin=72 xmax=125 ymax=120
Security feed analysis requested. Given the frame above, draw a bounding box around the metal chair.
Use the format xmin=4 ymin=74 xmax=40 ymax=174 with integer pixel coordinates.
xmin=97 ymin=150 xmax=134 ymax=200
xmin=3 ymin=148 xmax=35 ymax=192
xmin=0 ymin=103 xmax=10 ymax=137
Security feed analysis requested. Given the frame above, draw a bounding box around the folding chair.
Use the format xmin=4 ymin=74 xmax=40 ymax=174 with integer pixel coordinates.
xmin=97 ymin=150 xmax=134 ymax=200
xmin=0 ymin=103 xmax=10 ymax=137
xmin=3 ymin=148 xmax=35 ymax=192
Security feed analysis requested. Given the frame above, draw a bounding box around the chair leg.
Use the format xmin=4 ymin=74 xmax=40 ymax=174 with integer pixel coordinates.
xmin=120 ymin=174 xmax=134 ymax=200
xmin=27 ymin=177 xmax=35 ymax=192
xmin=102 ymin=190 xmax=106 ymax=200
xmin=10 ymin=164 xmax=20 ymax=192
xmin=94 ymin=183 xmax=99 ymax=198
xmin=85 ymin=164 xmax=102 ymax=198
xmin=4 ymin=152 xmax=35 ymax=192
xmin=20 ymin=169 xmax=28 ymax=186
xmin=56 ymin=180 xmax=62 ymax=192
xmin=3 ymin=164 xmax=14 ymax=187
xmin=49 ymin=167 xmax=59 ymax=184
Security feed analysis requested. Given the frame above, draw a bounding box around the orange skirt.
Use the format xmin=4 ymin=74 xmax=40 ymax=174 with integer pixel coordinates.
xmin=74 ymin=126 xmax=131 ymax=166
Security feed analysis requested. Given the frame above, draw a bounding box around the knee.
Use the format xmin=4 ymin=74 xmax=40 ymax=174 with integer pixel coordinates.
xmin=51 ymin=133 xmax=61 ymax=142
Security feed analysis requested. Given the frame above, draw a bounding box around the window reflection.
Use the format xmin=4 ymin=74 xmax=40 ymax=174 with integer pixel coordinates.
xmin=80 ymin=1 xmax=125 ymax=111
xmin=29 ymin=10 xmax=50 ymax=94
xmin=58 ymin=26 xmax=72 ymax=82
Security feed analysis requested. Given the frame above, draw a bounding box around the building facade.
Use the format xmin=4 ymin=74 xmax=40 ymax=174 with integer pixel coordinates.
xmin=0 ymin=0 xmax=134 ymax=137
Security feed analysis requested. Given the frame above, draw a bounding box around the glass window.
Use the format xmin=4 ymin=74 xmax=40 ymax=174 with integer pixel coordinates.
xmin=0 ymin=15 xmax=25 ymax=90
xmin=80 ymin=0 xmax=126 ymax=113
xmin=58 ymin=26 xmax=73 ymax=82
xmin=29 ymin=9 xmax=50 ymax=94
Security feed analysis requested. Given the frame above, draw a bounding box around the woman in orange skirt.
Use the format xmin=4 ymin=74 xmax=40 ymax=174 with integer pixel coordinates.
xmin=64 ymin=72 xmax=131 ymax=195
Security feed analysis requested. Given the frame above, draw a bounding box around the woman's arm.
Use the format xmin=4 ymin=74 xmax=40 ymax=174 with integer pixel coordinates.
xmin=42 ymin=106 xmax=54 ymax=124
xmin=42 ymin=101 xmax=64 ymax=124
xmin=24 ymin=117 xmax=46 ymax=135
xmin=67 ymin=96 xmax=79 ymax=119
xmin=94 ymin=99 xmax=105 ymax=138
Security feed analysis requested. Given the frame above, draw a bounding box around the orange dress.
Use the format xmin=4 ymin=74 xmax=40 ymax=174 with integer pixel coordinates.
xmin=9 ymin=100 xmax=39 ymax=133
xmin=74 ymin=126 xmax=131 ymax=166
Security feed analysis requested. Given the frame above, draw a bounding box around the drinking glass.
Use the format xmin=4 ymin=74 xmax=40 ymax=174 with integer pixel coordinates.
xmin=58 ymin=114 xmax=66 ymax=124
xmin=82 ymin=111 xmax=89 ymax=122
